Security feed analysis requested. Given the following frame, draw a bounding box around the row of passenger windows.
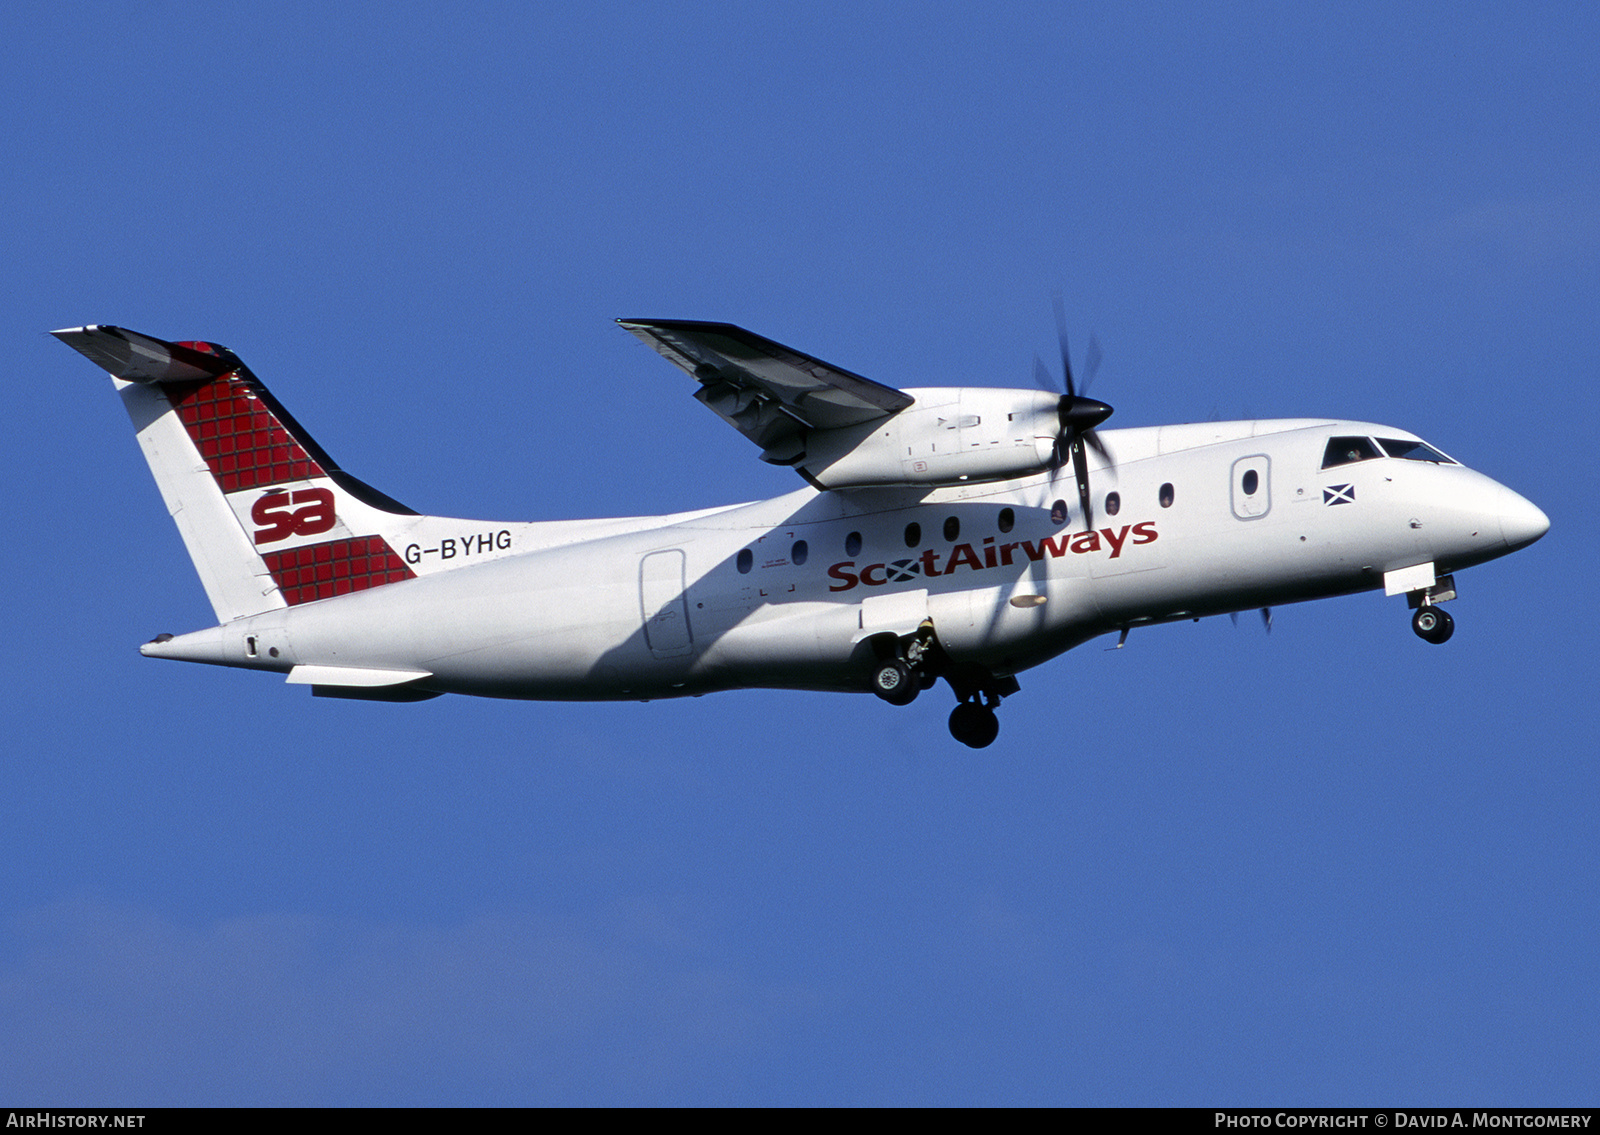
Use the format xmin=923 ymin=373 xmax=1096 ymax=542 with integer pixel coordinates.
xmin=732 ymin=437 xmax=1451 ymax=574
xmin=735 ymin=542 xmax=809 ymax=574
xmin=733 ymin=484 xmax=1179 ymax=573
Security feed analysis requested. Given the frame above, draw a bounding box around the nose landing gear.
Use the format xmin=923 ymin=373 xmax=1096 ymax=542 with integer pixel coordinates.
xmin=1401 ymin=572 xmax=1458 ymax=645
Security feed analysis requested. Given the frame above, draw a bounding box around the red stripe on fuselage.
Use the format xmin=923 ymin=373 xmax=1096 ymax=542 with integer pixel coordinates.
xmin=261 ymin=536 xmax=415 ymax=605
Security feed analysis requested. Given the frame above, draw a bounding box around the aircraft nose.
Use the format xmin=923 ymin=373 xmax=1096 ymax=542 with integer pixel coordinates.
xmin=1498 ymin=486 xmax=1550 ymax=552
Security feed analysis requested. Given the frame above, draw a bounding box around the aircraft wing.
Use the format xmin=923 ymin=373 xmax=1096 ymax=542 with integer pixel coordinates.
xmin=618 ymin=319 xmax=914 ymax=464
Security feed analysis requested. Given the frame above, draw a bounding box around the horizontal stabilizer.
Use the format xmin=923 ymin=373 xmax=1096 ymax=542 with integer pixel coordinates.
xmin=51 ymin=325 xmax=236 ymax=383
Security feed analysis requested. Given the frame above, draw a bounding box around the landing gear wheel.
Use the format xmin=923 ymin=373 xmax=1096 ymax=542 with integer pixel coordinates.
xmin=1412 ymin=605 xmax=1455 ymax=644
xmin=872 ymin=659 xmax=920 ymax=705
xmin=949 ymin=701 xmax=1000 ymax=749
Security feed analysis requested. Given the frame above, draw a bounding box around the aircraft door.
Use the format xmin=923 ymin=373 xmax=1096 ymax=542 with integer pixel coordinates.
xmin=639 ymin=549 xmax=694 ymax=658
xmin=1230 ymin=455 xmax=1271 ymax=520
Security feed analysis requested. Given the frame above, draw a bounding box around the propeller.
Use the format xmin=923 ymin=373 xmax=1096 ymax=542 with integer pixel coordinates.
xmin=1034 ymin=297 xmax=1114 ymax=529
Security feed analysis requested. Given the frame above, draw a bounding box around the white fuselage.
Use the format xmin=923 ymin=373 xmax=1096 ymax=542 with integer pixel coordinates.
xmin=144 ymin=417 xmax=1548 ymax=701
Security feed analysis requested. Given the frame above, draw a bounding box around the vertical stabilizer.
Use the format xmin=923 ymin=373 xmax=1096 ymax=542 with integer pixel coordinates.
xmin=54 ymin=326 xmax=418 ymax=623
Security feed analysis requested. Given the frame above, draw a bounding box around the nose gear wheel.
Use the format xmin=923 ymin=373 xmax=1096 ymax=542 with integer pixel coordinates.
xmin=1412 ymin=604 xmax=1454 ymax=644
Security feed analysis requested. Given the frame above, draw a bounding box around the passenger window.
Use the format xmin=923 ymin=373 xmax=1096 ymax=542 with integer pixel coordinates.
xmin=1050 ymin=500 xmax=1069 ymax=526
xmin=792 ymin=540 xmax=808 ymax=566
xmin=845 ymin=531 xmax=862 ymax=557
xmin=998 ymin=507 xmax=1015 ymax=533
xmin=943 ymin=516 xmax=960 ymax=541
xmin=1322 ymin=436 xmax=1382 ymax=468
xmin=1242 ymin=470 xmax=1259 ymax=495
xmin=736 ymin=548 xmax=753 ymax=574
xmin=1159 ymin=483 xmax=1174 ymax=508
xmin=1104 ymin=491 xmax=1120 ymax=516
xmin=904 ymin=522 xmax=921 ymax=548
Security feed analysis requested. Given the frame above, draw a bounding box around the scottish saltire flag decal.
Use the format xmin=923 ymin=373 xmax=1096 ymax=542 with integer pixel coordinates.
xmin=1324 ymin=484 xmax=1356 ymax=505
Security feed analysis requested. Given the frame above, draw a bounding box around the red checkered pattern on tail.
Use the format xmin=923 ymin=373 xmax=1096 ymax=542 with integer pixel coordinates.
xmin=167 ymin=373 xmax=325 ymax=493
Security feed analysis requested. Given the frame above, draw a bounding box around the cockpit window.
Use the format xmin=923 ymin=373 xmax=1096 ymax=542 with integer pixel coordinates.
xmin=1376 ymin=437 xmax=1455 ymax=464
xmin=1322 ymin=436 xmax=1383 ymax=469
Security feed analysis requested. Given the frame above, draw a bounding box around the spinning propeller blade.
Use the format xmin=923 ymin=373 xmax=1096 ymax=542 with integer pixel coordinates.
xmin=1038 ymin=298 xmax=1114 ymax=528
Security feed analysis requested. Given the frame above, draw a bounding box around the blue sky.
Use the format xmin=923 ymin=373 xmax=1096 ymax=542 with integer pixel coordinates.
xmin=4 ymin=1 xmax=1596 ymax=1105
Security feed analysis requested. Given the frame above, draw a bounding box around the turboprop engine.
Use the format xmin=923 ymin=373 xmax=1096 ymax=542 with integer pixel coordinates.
xmin=789 ymin=387 xmax=1065 ymax=490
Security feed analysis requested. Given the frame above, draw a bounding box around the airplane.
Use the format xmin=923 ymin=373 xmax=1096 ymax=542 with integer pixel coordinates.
xmin=53 ymin=317 xmax=1549 ymax=748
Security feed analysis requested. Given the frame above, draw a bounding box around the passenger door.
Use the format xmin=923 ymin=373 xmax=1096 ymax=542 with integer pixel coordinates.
xmin=639 ymin=549 xmax=694 ymax=658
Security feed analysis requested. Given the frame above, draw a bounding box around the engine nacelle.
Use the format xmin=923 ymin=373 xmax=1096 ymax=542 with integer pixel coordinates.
xmin=791 ymin=388 xmax=1062 ymax=490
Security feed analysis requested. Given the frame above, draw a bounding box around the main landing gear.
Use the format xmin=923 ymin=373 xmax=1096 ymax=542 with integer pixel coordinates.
xmin=948 ymin=697 xmax=1001 ymax=749
xmin=1412 ymin=603 xmax=1454 ymax=644
xmin=867 ymin=623 xmax=1014 ymax=748
xmin=869 ymin=621 xmax=940 ymax=707
xmin=870 ymin=657 xmax=921 ymax=705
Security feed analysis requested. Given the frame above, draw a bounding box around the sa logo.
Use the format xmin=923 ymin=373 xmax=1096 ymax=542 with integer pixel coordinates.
xmin=252 ymin=488 xmax=336 ymax=545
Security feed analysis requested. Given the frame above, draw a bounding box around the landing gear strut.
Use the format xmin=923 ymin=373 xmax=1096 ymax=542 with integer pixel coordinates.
xmin=1412 ymin=604 xmax=1454 ymax=644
